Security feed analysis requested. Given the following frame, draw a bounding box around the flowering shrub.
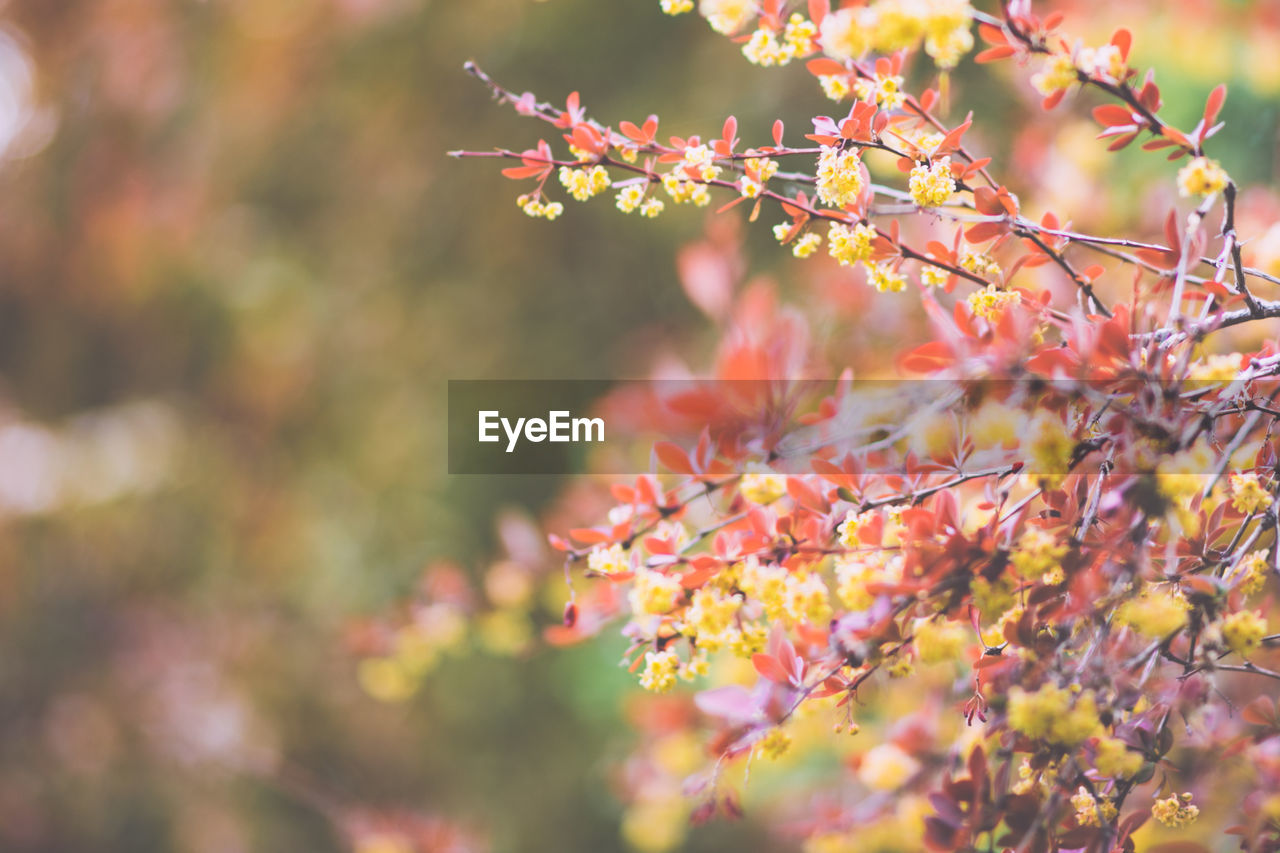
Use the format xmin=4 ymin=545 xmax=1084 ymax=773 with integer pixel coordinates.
xmin=443 ymin=1 xmax=1280 ymax=851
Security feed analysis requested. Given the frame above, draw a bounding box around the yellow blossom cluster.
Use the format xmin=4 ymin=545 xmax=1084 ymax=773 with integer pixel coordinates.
xmin=1237 ymin=549 xmax=1270 ymax=596
xmin=741 ymin=464 xmax=786 ymax=503
xmin=827 ymin=221 xmax=877 ymax=265
xmin=835 ymin=551 xmax=901 ymax=611
xmin=1094 ymin=736 xmax=1143 ymax=779
xmin=817 ymin=0 xmax=974 ymax=68
xmin=755 ymin=727 xmax=793 ymax=760
xmin=558 ymin=165 xmax=611 ymax=201
xmin=1025 ymin=411 xmax=1075 ymax=485
xmin=913 ymin=618 xmax=968 ymax=664
xmin=960 ymin=251 xmax=1002 ymax=280
xmin=516 ymin=194 xmax=565 ymax=220
xmin=1007 ymin=684 xmax=1102 ymax=745
xmin=908 ymin=157 xmax=956 ymax=207
xmin=630 ymin=568 xmax=685 ymax=616
xmin=920 ymin=264 xmax=950 ymax=288
xmin=1152 ymin=793 xmax=1200 ymax=828
xmin=1076 ymin=44 xmax=1126 ymax=81
xmin=661 ymin=172 xmax=712 ymax=206
xmin=966 ymin=284 xmax=1017 ymax=322
xmin=1115 ymin=588 xmax=1189 ymax=638
xmin=1070 ymin=787 xmax=1117 ymax=827
xmin=969 ymin=401 xmax=1018 ymax=447
xmin=1031 ymin=53 xmax=1079 ymax=96
xmin=1010 ymin=527 xmax=1068 ymax=581
xmin=1177 ymin=156 xmax=1229 ymax=197
xmin=816 ymin=145 xmax=865 ymax=208
xmin=1229 ymin=472 xmax=1272 ymax=514
xmin=859 ymin=742 xmax=921 ymax=790
xmin=588 ymin=542 xmax=629 ymax=575
xmin=742 ymin=15 xmax=819 ymax=66
xmin=640 ymin=649 xmax=681 ymax=693
xmin=680 ymin=587 xmax=741 ymax=651
xmin=1222 ymin=609 xmax=1267 ymax=656
xmin=867 ymin=262 xmax=908 ymax=293
xmin=698 ymin=0 xmax=755 ymax=34
xmin=660 ymin=0 xmax=694 ymax=13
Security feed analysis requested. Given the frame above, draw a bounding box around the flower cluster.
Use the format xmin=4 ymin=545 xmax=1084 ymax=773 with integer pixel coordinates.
xmin=451 ymin=2 xmax=1280 ymax=850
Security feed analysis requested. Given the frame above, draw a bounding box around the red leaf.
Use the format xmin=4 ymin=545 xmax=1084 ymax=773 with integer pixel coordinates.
xmin=1204 ymin=83 xmax=1227 ymax=125
xmin=1110 ymin=27 xmax=1133 ymax=61
xmin=900 ymin=341 xmax=955 ymax=373
xmin=1092 ymin=104 xmax=1135 ymax=127
xmin=570 ymin=527 xmax=610 ymax=544
xmin=975 ymin=45 xmax=1016 ymax=63
xmin=653 ymin=441 xmax=694 ymax=474
xmin=752 ymin=653 xmax=793 ymax=685
xmin=772 ymin=119 xmax=784 ymax=148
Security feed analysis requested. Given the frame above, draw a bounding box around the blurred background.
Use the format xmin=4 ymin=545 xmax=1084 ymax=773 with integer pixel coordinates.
xmin=0 ymin=0 xmax=1276 ymax=851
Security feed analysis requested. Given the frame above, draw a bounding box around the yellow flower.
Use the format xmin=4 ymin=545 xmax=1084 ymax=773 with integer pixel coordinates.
xmin=516 ymin=194 xmax=564 ymax=220
xmin=660 ymin=0 xmax=694 ymax=14
xmin=1238 ymin=549 xmax=1270 ymax=596
xmin=1152 ymin=793 xmax=1200 ymax=828
xmin=756 ymin=727 xmax=793 ymax=760
xmin=920 ymin=264 xmax=950 ymax=288
xmin=866 ymin=261 xmax=907 ymax=293
xmin=914 ymin=618 xmax=968 ymax=664
xmin=588 ymin=542 xmax=629 ymax=575
xmin=1094 ymin=736 xmax=1143 ymax=779
xmin=961 ymin=251 xmax=1002 ymax=279
xmin=872 ymin=73 xmax=906 ymax=109
xmin=683 ymin=587 xmax=741 ymax=650
xmin=873 ymin=5 xmax=924 ymax=51
xmin=971 ymin=576 xmax=1015 ymax=619
xmin=1222 ymin=610 xmax=1267 ymax=656
xmin=1076 ymin=44 xmax=1126 ymax=80
xmin=784 ymin=571 xmax=832 ymax=625
xmin=819 ymin=74 xmax=852 ymax=101
xmin=1190 ymin=352 xmax=1242 ymax=381
xmin=784 ymin=14 xmax=819 ymax=57
xmin=1177 ymin=156 xmax=1229 ymax=197
xmin=559 ymin=165 xmax=611 ymax=201
xmin=1230 ymin=472 xmax=1272 ymax=514
xmin=1031 ymin=53 xmax=1079 ymax=96
xmin=1026 ymin=411 xmax=1075 ymax=485
xmin=740 ymin=557 xmax=790 ymax=621
xmin=908 ymin=157 xmax=956 ymax=207
xmin=827 ymin=221 xmax=876 ymax=265
xmin=1010 ymin=527 xmax=1068 ymax=580
xmin=1071 ymin=787 xmax=1102 ymax=827
xmin=966 ymin=284 xmax=1018 ymax=322
xmin=816 ymin=145 xmax=865 ymax=208
xmin=1007 ymin=685 xmax=1102 ymax=745
xmin=699 ymin=0 xmax=755 ymax=34
xmin=969 ymin=401 xmax=1018 ymax=447
xmin=639 ymin=649 xmax=681 ymax=692
xmin=858 ymin=742 xmax=920 ymax=790
xmin=639 ymin=198 xmax=665 ymax=217
xmin=741 ymin=464 xmax=786 ymax=503
xmin=616 ymin=185 xmax=646 ymax=213
xmin=743 ymin=28 xmax=789 ymax=66
xmin=630 ymin=568 xmax=684 ymax=615
xmin=1115 ymin=588 xmax=1189 ymax=638
xmin=819 ymin=6 xmax=875 ymax=62
xmin=662 ymin=172 xmax=711 ymax=206
xmin=792 ymin=232 xmax=823 ymax=258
